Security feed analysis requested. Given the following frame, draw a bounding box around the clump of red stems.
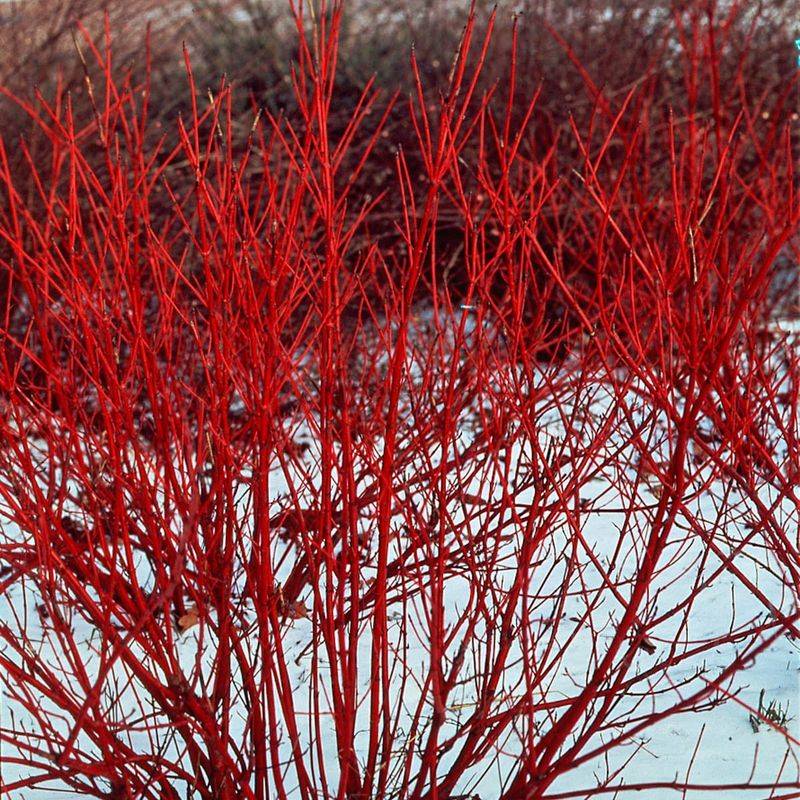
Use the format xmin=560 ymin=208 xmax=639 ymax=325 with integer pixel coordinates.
xmin=0 ymin=2 xmax=798 ymax=798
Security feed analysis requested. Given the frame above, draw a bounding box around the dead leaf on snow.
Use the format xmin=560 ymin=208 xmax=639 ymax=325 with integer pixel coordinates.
xmin=285 ymin=600 xmax=309 ymax=620
xmin=177 ymin=604 xmax=200 ymax=633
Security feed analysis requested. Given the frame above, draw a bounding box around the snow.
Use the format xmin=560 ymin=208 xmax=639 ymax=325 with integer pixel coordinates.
xmin=1 ymin=365 xmax=799 ymax=798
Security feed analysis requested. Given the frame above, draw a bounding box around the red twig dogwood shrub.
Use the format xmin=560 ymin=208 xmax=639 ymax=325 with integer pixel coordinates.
xmin=0 ymin=3 xmax=797 ymax=798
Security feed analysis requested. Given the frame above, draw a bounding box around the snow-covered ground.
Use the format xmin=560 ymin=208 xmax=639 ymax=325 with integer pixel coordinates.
xmin=1 ymin=350 xmax=799 ymax=798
